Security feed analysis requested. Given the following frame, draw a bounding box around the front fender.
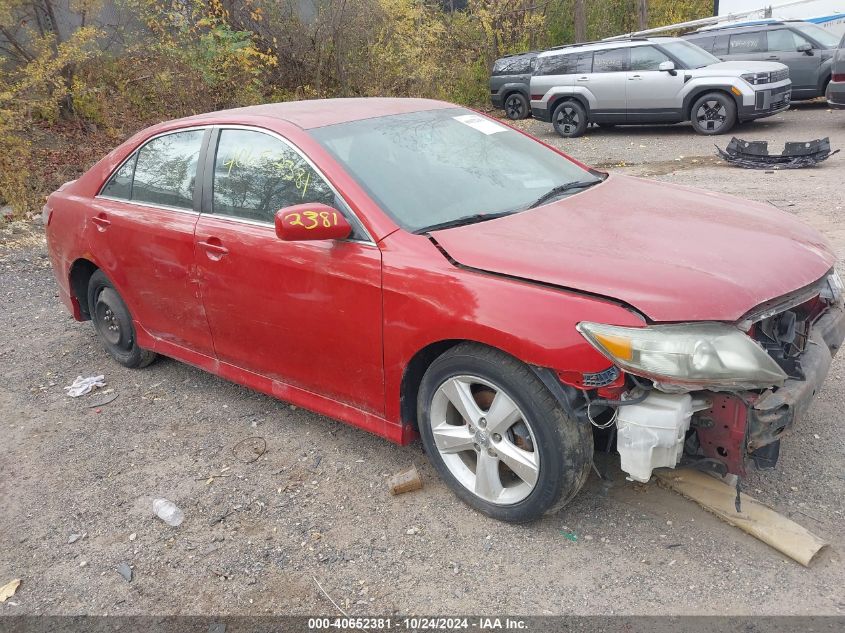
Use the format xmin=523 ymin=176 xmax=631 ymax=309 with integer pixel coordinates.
xmin=380 ymin=231 xmax=644 ymax=425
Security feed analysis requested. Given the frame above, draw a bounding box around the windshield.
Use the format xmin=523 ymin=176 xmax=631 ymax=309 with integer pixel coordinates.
xmin=660 ymin=40 xmax=720 ymax=68
xmin=310 ymin=108 xmax=599 ymax=232
xmin=790 ymin=23 xmax=841 ymax=49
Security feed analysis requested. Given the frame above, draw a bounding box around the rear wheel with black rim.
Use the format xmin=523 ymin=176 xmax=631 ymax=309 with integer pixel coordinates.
xmin=417 ymin=343 xmax=593 ymax=523
xmin=504 ymin=93 xmax=530 ymax=120
xmin=87 ymin=270 xmax=156 ymax=369
xmin=552 ymin=100 xmax=588 ymax=138
xmin=690 ymin=92 xmax=736 ymax=135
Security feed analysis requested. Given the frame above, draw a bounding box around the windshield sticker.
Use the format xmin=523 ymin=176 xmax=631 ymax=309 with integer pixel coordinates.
xmin=453 ymin=114 xmax=508 ymax=135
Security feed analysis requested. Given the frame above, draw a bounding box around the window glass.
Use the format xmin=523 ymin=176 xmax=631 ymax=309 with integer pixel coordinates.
xmin=492 ymin=55 xmax=533 ymax=75
xmin=687 ymin=36 xmax=714 ymax=52
xmin=535 ymin=52 xmax=592 ymax=75
xmin=767 ymin=29 xmax=800 ymax=51
xmin=212 ymin=129 xmax=335 ymax=223
xmin=630 ymin=46 xmax=671 ymax=71
xmin=790 ymin=23 xmax=839 ymax=48
xmin=132 ymin=130 xmax=203 ymax=209
xmin=729 ymin=31 xmax=766 ymax=54
xmin=712 ymin=34 xmax=730 ymax=56
xmin=101 ymin=154 xmax=136 ymax=199
xmin=592 ymin=47 xmax=629 ymax=72
xmin=311 ymin=108 xmax=599 ymax=233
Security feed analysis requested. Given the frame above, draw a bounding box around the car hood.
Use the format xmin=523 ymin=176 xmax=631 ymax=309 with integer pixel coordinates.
xmin=703 ymin=60 xmax=788 ymax=73
xmin=431 ymin=175 xmax=834 ymax=322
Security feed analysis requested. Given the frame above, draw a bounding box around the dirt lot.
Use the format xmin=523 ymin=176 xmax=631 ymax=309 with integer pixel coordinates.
xmin=1 ymin=102 xmax=844 ymax=617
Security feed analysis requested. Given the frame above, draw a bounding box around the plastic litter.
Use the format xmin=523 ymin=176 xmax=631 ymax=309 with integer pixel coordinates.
xmin=0 ymin=579 xmax=20 ymax=602
xmin=152 ymin=498 xmax=184 ymax=527
xmin=64 ymin=375 xmax=106 ymax=398
xmin=388 ymin=464 xmax=423 ymax=496
xmin=560 ymin=530 xmax=578 ymax=542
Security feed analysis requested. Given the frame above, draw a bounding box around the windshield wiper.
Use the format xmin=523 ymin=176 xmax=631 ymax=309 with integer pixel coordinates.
xmin=414 ymin=210 xmax=517 ymax=234
xmin=527 ymin=179 xmax=600 ymax=209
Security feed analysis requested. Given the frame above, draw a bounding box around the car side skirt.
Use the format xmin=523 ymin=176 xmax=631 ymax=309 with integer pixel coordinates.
xmin=133 ymin=322 xmax=416 ymax=446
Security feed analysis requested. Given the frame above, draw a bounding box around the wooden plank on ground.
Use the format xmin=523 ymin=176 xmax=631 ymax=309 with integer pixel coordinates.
xmin=655 ymin=468 xmax=828 ymax=567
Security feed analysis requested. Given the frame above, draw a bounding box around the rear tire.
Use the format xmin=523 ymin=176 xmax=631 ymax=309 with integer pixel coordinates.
xmin=87 ymin=270 xmax=157 ymax=369
xmin=417 ymin=343 xmax=593 ymax=523
xmin=552 ymin=100 xmax=588 ymax=138
xmin=504 ymin=93 xmax=530 ymax=120
xmin=690 ymin=92 xmax=737 ymax=135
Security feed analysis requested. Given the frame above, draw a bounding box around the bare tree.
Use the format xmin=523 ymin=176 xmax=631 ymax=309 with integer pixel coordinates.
xmin=637 ymin=0 xmax=648 ymax=30
xmin=574 ymin=0 xmax=586 ymax=42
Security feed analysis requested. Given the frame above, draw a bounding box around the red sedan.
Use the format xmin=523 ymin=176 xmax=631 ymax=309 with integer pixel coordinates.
xmin=45 ymin=98 xmax=845 ymax=522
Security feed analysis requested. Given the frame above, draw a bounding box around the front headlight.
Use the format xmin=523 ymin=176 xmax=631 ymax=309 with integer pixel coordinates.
xmin=576 ymin=321 xmax=787 ymax=390
xmin=741 ymin=72 xmax=772 ymax=85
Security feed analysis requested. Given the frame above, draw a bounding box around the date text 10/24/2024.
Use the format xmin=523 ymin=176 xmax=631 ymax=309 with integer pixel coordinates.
xmin=307 ymin=617 xmax=529 ymax=631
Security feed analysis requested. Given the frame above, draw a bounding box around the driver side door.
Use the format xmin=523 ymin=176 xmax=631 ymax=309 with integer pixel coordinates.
xmin=625 ymin=45 xmax=686 ymax=121
xmin=193 ymin=126 xmax=384 ymax=415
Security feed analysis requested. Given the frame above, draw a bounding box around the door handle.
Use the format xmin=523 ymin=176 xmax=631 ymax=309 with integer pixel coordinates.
xmin=767 ymin=55 xmax=779 ymax=60
xmin=91 ymin=214 xmax=111 ymax=232
xmin=198 ymin=239 xmax=229 ymax=261
xmin=576 ymin=76 xmax=589 ymax=82
xmin=628 ymin=74 xmax=642 ymax=80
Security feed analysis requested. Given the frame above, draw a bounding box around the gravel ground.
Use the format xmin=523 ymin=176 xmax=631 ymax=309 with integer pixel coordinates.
xmin=1 ymin=102 xmax=843 ymax=617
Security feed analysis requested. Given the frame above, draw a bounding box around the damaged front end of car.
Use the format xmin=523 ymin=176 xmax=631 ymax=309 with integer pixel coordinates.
xmin=572 ymin=269 xmax=845 ymax=482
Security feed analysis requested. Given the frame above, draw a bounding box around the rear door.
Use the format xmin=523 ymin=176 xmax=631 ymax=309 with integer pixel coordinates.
xmin=92 ymin=128 xmax=214 ymax=355
xmin=626 ymin=45 xmax=685 ymax=120
xmin=767 ymin=28 xmax=820 ymax=93
xmin=588 ymin=47 xmax=630 ymax=121
xmin=192 ymin=126 xmax=384 ymax=414
xmin=725 ymin=30 xmax=769 ymax=62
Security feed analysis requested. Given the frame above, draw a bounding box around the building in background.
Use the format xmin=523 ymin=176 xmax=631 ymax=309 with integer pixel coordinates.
xmin=714 ymin=1 xmax=845 ymax=35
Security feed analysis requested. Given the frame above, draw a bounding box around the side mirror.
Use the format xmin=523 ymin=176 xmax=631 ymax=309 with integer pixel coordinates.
xmin=275 ymin=203 xmax=352 ymax=242
xmin=658 ymin=60 xmax=677 ymax=75
xmin=797 ymin=42 xmax=813 ymax=55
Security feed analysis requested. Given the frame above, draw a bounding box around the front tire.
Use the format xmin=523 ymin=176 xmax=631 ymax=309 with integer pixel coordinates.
xmin=504 ymin=93 xmax=530 ymax=120
xmin=552 ymin=100 xmax=588 ymax=138
xmin=417 ymin=343 xmax=592 ymax=523
xmin=690 ymin=92 xmax=737 ymax=135
xmin=87 ymin=270 xmax=157 ymax=369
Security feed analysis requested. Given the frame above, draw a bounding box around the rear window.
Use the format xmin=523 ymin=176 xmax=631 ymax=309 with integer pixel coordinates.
xmin=100 ymin=129 xmax=204 ymax=210
xmin=534 ymin=51 xmax=592 ymax=75
xmin=592 ymin=47 xmax=630 ymax=73
xmin=492 ymin=55 xmax=533 ymax=75
xmin=729 ymin=31 xmax=766 ymax=54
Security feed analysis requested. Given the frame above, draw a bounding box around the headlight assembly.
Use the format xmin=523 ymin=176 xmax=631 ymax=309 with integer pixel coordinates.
xmin=741 ymin=72 xmax=772 ymax=85
xmin=576 ymin=321 xmax=787 ymax=390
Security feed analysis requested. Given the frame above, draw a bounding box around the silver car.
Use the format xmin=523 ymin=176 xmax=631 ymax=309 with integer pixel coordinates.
xmin=530 ymin=37 xmax=791 ymax=137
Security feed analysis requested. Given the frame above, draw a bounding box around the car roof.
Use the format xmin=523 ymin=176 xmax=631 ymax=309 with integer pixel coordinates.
xmin=689 ymin=20 xmax=809 ymax=35
xmin=536 ymin=37 xmax=682 ymax=58
xmin=166 ymin=97 xmax=456 ymax=130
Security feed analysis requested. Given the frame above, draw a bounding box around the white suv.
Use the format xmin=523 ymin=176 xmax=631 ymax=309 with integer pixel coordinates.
xmin=530 ymin=37 xmax=791 ymax=137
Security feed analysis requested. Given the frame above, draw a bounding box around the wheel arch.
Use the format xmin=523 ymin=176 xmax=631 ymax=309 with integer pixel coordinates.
xmin=548 ymin=94 xmax=590 ymax=119
xmin=69 ymin=257 xmax=100 ymax=320
xmin=683 ymin=87 xmax=740 ymax=121
xmin=399 ymin=339 xmax=587 ymax=433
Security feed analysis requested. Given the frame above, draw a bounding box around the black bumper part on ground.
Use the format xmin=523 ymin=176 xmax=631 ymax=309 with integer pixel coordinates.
xmin=748 ymin=306 xmax=845 ymax=458
xmin=718 ymin=137 xmax=840 ymax=169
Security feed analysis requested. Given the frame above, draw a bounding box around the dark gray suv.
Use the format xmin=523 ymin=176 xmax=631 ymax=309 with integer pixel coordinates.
xmin=683 ymin=21 xmax=841 ymax=100
xmin=489 ymin=51 xmax=537 ymax=119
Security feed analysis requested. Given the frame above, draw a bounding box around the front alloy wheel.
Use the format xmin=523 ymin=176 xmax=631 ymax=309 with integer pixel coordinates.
xmin=430 ymin=375 xmax=539 ymax=505
xmin=418 ymin=343 xmax=593 ymax=522
xmin=690 ymin=92 xmax=737 ymax=135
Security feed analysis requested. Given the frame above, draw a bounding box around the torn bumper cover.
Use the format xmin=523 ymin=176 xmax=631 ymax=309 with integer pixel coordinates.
xmin=717 ymin=137 xmax=839 ymax=169
xmin=748 ymin=306 xmax=845 ymax=454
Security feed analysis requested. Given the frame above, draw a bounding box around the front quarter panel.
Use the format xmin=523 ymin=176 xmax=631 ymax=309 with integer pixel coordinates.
xmin=380 ymin=230 xmax=645 ymax=426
